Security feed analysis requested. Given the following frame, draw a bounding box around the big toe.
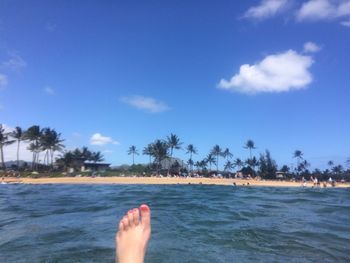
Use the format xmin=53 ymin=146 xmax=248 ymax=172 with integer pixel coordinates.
xmin=140 ymin=204 xmax=151 ymax=228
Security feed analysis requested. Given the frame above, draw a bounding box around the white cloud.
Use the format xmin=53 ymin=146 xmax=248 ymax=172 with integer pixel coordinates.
xmin=1 ymin=53 xmax=27 ymax=71
xmin=296 ymin=0 xmax=350 ymax=21
xmin=0 ymin=73 xmax=8 ymax=88
xmin=121 ymin=95 xmax=170 ymax=113
xmin=44 ymin=86 xmax=55 ymax=95
xmin=218 ymin=49 xmax=314 ymax=94
xmin=244 ymin=0 xmax=288 ymax=19
xmin=90 ymin=133 xmax=119 ymax=146
xmin=303 ymin=42 xmax=321 ymax=53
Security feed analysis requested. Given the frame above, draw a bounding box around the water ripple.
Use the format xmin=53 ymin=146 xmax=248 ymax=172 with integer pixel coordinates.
xmin=0 ymin=184 xmax=349 ymax=262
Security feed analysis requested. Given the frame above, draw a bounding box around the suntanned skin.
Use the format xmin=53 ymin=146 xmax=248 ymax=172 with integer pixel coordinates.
xmin=116 ymin=204 xmax=151 ymax=263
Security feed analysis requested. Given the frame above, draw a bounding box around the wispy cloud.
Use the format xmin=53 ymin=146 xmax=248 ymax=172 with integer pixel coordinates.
xmin=243 ymin=0 xmax=288 ymax=19
xmin=44 ymin=86 xmax=55 ymax=95
xmin=218 ymin=46 xmax=315 ymax=94
xmin=121 ymin=95 xmax=170 ymax=113
xmin=303 ymin=41 xmax=321 ymax=53
xmin=0 ymin=73 xmax=8 ymax=88
xmin=296 ymin=0 xmax=350 ymax=23
xmin=90 ymin=133 xmax=119 ymax=146
xmin=1 ymin=53 xmax=27 ymax=71
xmin=243 ymin=0 xmax=350 ymax=26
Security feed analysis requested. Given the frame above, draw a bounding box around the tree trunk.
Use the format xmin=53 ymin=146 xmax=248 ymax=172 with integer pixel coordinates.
xmin=216 ymin=156 xmax=219 ymax=173
xmin=51 ymin=150 xmax=54 ymax=169
xmin=190 ymin=152 xmax=193 ymax=173
xmin=17 ymin=140 xmax=20 ymax=170
xmin=43 ymin=151 xmax=48 ymax=166
xmin=167 ymin=148 xmax=173 ymax=175
xmin=0 ymin=146 xmax=5 ymax=170
xmin=32 ymin=152 xmax=35 ymax=170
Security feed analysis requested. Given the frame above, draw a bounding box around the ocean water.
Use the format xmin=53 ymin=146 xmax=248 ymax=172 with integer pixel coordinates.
xmin=0 ymin=184 xmax=349 ymax=263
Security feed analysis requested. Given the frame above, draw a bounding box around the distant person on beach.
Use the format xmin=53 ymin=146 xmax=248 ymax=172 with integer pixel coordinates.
xmin=301 ymin=176 xmax=307 ymax=187
xmin=116 ymin=204 xmax=151 ymax=263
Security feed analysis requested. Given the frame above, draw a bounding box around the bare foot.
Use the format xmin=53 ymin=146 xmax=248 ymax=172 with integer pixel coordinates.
xmin=116 ymin=204 xmax=151 ymax=263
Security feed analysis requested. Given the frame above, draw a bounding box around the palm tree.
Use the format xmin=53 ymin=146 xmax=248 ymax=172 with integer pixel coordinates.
xmin=293 ymin=150 xmax=303 ymax=174
xmin=150 ymin=140 xmax=169 ymax=174
xmin=167 ymin=133 xmax=182 ymax=156
xmin=246 ymin=156 xmax=259 ymax=176
xmin=166 ymin=133 xmax=182 ymax=174
xmin=346 ymin=158 xmax=350 ymax=169
xmin=222 ymin=148 xmax=233 ymax=161
xmin=81 ymin=146 xmax=92 ymax=161
xmin=91 ymin=151 xmax=104 ymax=163
xmin=301 ymin=159 xmax=310 ymax=173
xmin=233 ymin=158 xmax=243 ymax=171
xmin=40 ymin=128 xmax=64 ymax=168
xmin=50 ymin=130 xmax=64 ymax=166
xmin=128 ymin=145 xmax=139 ymax=165
xmin=205 ymin=153 xmax=216 ymax=172
xmin=9 ymin=126 xmax=24 ymax=169
xmin=328 ymin=160 xmax=334 ymax=173
xmin=211 ymin=145 xmax=222 ymax=173
xmin=194 ymin=161 xmax=201 ymax=172
xmin=244 ymin=140 xmax=256 ymax=159
xmin=199 ymin=159 xmax=208 ymax=173
xmin=56 ymin=151 xmax=74 ymax=171
xmin=0 ymin=124 xmax=15 ymax=170
xmin=143 ymin=144 xmax=154 ymax=167
xmin=187 ymin=158 xmax=194 ymax=172
xmin=24 ymin=125 xmax=41 ymax=170
xmin=224 ymin=160 xmax=234 ymax=172
xmin=186 ymin=144 xmax=197 ymax=172
xmin=332 ymin=165 xmax=343 ymax=175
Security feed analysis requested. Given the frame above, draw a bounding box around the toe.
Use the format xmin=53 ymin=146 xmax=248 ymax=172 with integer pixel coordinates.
xmin=132 ymin=208 xmax=140 ymax=225
xmin=140 ymin=204 xmax=151 ymax=227
xmin=127 ymin=210 xmax=134 ymax=227
xmin=119 ymin=221 xmax=124 ymax=231
xmin=122 ymin=216 xmax=129 ymax=230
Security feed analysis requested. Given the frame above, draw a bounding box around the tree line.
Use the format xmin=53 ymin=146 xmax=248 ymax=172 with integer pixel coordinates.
xmin=127 ymin=134 xmax=350 ymax=180
xmin=1 ymin=125 xmax=349 ymax=180
xmin=0 ymin=124 xmax=104 ymax=172
xmin=0 ymin=124 xmax=64 ymax=170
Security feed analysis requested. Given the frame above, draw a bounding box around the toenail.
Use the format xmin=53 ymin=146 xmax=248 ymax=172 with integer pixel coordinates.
xmin=140 ymin=205 xmax=149 ymax=212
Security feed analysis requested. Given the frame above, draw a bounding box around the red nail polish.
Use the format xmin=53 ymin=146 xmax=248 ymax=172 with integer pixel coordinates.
xmin=140 ymin=205 xmax=149 ymax=212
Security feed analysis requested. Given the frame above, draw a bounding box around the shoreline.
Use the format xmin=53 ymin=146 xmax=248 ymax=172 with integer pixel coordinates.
xmin=2 ymin=177 xmax=350 ymax=188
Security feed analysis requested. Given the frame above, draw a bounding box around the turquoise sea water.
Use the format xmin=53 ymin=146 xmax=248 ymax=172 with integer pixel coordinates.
xmin=0 ymin=184 xmax=349 ymax=263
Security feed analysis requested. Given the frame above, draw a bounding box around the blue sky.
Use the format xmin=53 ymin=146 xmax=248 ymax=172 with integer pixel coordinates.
xmin=1 ymin=0 xmax=350 ymax=169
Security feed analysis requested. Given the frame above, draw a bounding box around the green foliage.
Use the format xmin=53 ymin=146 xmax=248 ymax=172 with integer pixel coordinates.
xmin=258 ymin=150 xmax=277 ymax=179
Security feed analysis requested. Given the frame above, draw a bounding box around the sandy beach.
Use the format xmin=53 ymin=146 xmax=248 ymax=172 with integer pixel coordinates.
xmin=2 ymin=176 xmax=350 ymax=188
